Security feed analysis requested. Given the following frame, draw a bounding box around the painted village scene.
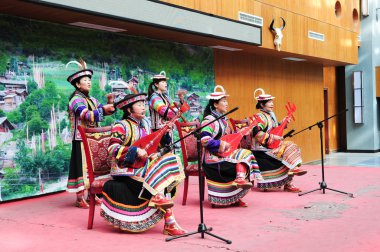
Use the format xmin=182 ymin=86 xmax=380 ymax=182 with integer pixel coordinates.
xmin=0 ymin=56 xmax=212 ymax=202
xmin=0 ymin=16 xmax=214 ymax=201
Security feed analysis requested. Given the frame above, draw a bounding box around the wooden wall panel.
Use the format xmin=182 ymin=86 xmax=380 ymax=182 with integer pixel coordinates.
xmin=214 ymin=50 xmax=325 ymax=163
xmin=323 ymin=67 xmax=339 ymax=151
xmin=162 ymin=0 xmax=359 ymax=64
xmin=376 ymin=67 xmax=380 ymax=97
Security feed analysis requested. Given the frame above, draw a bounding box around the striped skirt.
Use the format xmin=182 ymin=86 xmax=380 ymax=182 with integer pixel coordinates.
xmin=101 ymin=177 xmax=165 ymax=232
xmin=100 ymin=153 xmax=184 ymax=232
xmin=203 ymin=148 xmax=257 ymax=206
xmin=67 ymin=141 xmax=86 ymax=193
xmin=265 ymin=140 xmax=302 ymax=169
xmin=253 ymin=151 xmax=292 ymax=189
xmin=134 ymin=153 xmax=185 ymax=196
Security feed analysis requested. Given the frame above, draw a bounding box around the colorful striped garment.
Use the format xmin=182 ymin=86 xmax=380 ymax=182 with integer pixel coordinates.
xmin=252 ymin=110 xmax=302 ymax=169
xmin=68 ymin=90 xmax=104 ymax=141
xmin=107 ymin=115 xmax=184 ymax=194
xmin=101 ymin=115 xmax=185 ymax=232
xmin=148 ymin=91 xmax=178 ymax=130
xmin=67 ymin=90 xmax=105 ymax=193
xmin=200 ymin=110 xmax=258 ymax=206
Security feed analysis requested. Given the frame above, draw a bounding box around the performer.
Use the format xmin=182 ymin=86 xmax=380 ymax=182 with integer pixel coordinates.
xmin=201 ymin=85 xmax=258 ymax=207
xmin=148 ymin=71 xmax=184 ymax=146
xmin=100 ymin=93 xmax=187 ymax=235
xmin=66 ymin=59 xmax=115 ymax=208
xmin=251 ymin=88 xmax=306 ymax=192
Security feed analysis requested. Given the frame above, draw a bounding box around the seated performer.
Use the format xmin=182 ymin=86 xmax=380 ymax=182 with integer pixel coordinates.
xmin=251 ymin=88 xmax=306 ymax=192
xmin=100 ymin=93 xmax=187 ymax=235
xmin=201 ymin=85 xmax=258 ymax=208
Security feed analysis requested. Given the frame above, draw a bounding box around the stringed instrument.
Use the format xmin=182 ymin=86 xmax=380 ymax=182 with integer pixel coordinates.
xmin=130 ymin=102 xmax=190 ymax=168
xmin=267 ymin=101 xmax=296 ymax=149
xmin=218 ymin=115 xmax=263 ymax=157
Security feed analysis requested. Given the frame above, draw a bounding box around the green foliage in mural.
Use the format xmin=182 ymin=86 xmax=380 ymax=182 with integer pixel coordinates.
xmin=0 ymin=14 xmax=214 ymax=201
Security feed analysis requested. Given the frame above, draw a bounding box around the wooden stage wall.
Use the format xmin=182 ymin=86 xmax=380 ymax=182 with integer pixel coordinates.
xmin=162 ymin=0 xmax=359 ymax=65
xmin=214 ymin=50 xmax=334 ymax=163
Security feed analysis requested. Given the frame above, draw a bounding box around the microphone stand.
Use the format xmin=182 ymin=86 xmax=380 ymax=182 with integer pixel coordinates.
xmin=285 ymin=109 xmax=353 ymax=197
xmin=164 ymin=107 xmax=238 ymax=244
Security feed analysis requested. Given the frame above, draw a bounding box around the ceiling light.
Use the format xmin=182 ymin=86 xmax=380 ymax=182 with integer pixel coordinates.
xmin=68 ymin=22 xmax=126 ymax=32
xmin=209 ymin=45 xmax=242 ymax=51
xmin=282 ymin=57 xmax=306 ymax=61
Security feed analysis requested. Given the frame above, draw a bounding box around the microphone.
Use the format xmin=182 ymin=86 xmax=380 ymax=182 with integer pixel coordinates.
xmin=283 ymin=129 xmax=295 ymax=139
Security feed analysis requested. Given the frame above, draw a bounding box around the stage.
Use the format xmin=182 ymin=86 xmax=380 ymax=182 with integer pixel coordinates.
xmin=1 ymin=163 xmax=380 ymax=252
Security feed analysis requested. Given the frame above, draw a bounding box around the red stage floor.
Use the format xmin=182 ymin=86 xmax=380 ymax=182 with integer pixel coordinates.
xmin=1 ymin=165 xmax=380 ymax=252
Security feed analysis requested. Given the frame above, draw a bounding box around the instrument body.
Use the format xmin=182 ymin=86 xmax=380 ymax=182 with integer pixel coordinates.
xmin=218 ymin=115 xmax=263 ymax=157
xmin=130 ymin=102 xmax=189 ymax=168
xmin=267 ymin=102 xmax=296 ymax=149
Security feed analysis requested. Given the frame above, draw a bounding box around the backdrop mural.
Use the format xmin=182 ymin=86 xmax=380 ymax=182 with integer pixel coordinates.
xmin=0 ymin=14 xmax=214 ymax=201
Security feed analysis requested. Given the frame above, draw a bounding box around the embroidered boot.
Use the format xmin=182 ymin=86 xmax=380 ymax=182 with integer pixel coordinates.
xmin=86 ymin=194 xmax=102 ymax=206
xmin=284 ymin=181 xmax=301 ymax=192
xmin=163 ymin=208 xmax=187 ymax=236
xmin=75 ymin=191 xmax=89 ymax=209
xmin=148 ymin=193 xmax=174 ymax=210
xmin=288 ymin=167 xmax=307 ymax=176
xmin=232 ymin=199 xmax=249 ymax=207
xmin=232 ymin=163 xmax=252 ymax=189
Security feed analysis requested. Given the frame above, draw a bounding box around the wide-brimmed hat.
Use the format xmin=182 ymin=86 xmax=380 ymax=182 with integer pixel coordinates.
xmin=114 ymin=93 xmax=147 ymax=110
xmin=206 ymin=85 xmax=229 ymax=100
xmin=254 ymin=88 xmax=275 ymax=101
xmin=151 ymin=70 xmax=169 ymax=81
xmin=66 ymin=59 xmax=93 ymax=85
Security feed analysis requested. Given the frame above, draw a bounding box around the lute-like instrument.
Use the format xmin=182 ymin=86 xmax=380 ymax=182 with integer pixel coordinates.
xmin=218 ymin=115 xmax=263 ymax=157
xmin=130 ymin=102 xmax=190 ymax=168
xmin=267 ymin=101 xmax=296 ymax=149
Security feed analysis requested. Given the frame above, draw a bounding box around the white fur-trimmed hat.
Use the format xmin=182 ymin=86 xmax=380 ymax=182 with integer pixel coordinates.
xmin=254 ymin=88 xmax=275 ymax=101
xmin=206 ymin=85 xmax=229 ymax=100
xmin=151 ymin=70 xmax=169 ymax=80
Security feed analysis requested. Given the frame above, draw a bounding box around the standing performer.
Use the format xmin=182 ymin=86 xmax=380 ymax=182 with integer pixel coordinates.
xmin=100 ymin=93 xmax=187 ymax=235
xmin=251 ymin=88 xmax=306 ymax=192
xmin=66 ymin=59 xmax=115 ymax=208
xmin=148 ymin=71 xmax=184 ymax=146
xmin=201 ymin=85 xmax=258 ymax=208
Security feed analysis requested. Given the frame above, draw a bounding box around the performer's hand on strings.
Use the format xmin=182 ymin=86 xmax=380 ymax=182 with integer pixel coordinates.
xmin=273 ymin=135 xmax=284 ymax=141
xmin=137 ymin=148 xmax=148 ymax=159
xmin=220 ymin=141 xmax=231 ymax=153
xmin=165 ymin=122 xmax=174 ymax=133
xmin=149 ymin=153 xmax=159 ymax=160
xmin=284 ymin=117 xmax=291 ymax=124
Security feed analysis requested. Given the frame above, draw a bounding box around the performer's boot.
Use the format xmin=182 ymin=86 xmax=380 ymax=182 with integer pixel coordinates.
xmin=163 ymin=208 xmax=187 ymax=236
xmin=232 ymin=163 xmax=252 ymax=189
xmin=232 ymin=199 xmax=249 ymax=207
xmin=148 ymin=193 xmax=174 ymax=210
xmin=86 ymin=194 xmax=102 ymax=206
xmin=284 ymin=181 xmax=301 ymax=192
xmin=75 ymin=191 xmax=89 ymax=209
xmin=95 ymin=195 xmax=102 ymax=205
xmin=288 ymin=167 xmax=307 ymax=176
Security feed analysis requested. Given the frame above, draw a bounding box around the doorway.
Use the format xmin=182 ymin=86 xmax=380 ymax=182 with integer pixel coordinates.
xmin=324 ymin=88 xmax=330 ymax=154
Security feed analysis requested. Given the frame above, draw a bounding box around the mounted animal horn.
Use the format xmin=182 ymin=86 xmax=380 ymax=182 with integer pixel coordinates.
xmin=280 ymin=17 xmax=286 ymax=30
xmin=269 ymin=19 xmax=275 ymax=32
xmin=269 ymin=17 xmax=286 ymax=52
